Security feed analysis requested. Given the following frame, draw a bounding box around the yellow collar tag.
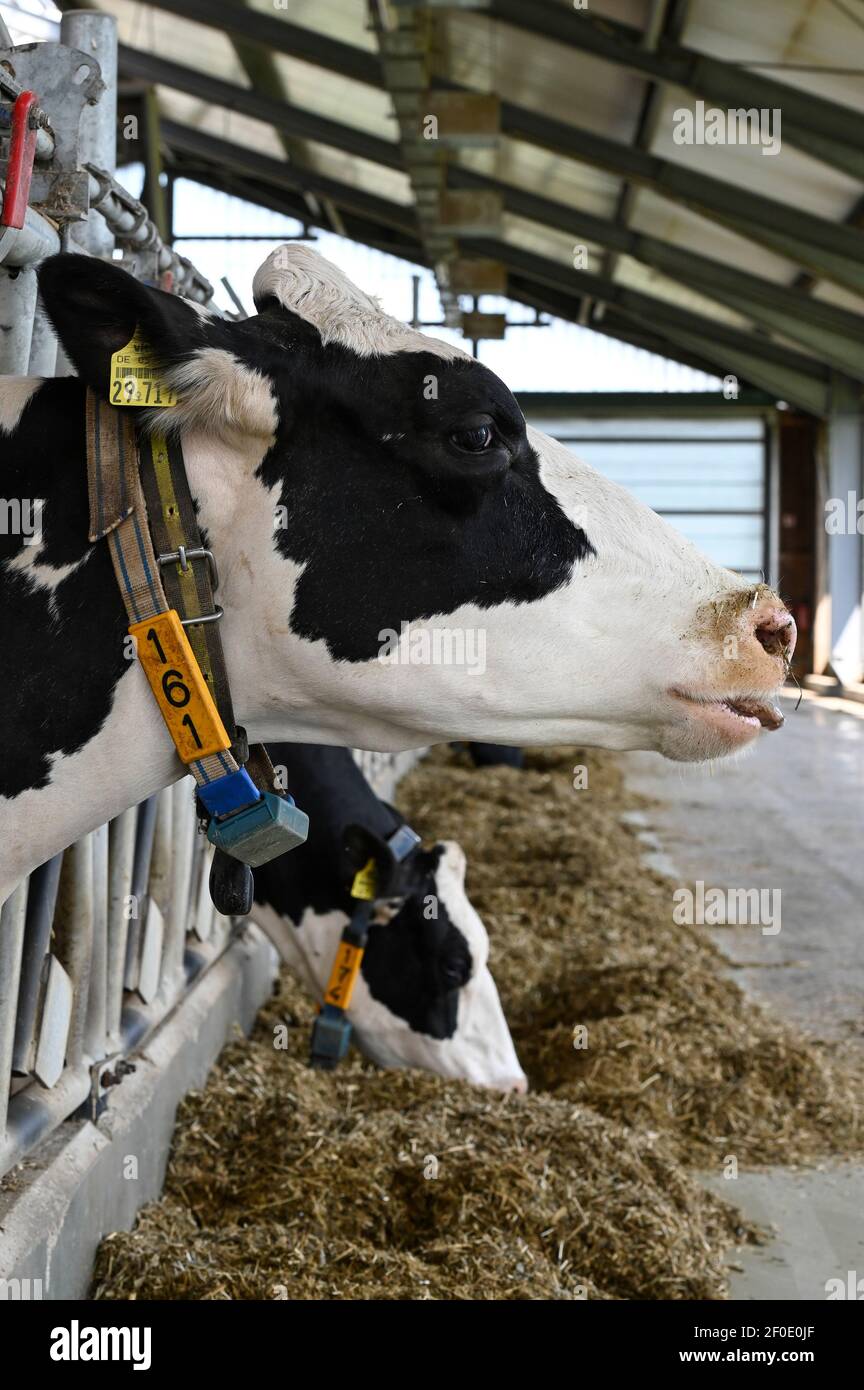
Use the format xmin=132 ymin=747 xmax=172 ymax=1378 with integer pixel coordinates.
xmin=350 ymin=856 xmax=378 ymax=901
xmin=130 ymin=609 xmax=231 ymax=763
xmin=324 ymin=940 xmax=365 ymax=1009
xmin=109 ymin=328 xmax=178 ymax=408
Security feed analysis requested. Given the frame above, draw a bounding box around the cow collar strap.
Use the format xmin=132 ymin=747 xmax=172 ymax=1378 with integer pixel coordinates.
xmin=84 ymin=388 xmax=309 ymax=880
xmin=309 ymin=823 xmax=421 ymax=1070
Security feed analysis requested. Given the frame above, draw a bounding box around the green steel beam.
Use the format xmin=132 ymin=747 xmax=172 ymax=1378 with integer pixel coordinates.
xmin=160 ymin=120 xmax=830 ymax=413
xmin=504 ymin=273 xmax=829 ymax=416
xmin=488 ymin=0 xmax=864 ymax=182
xmin=120 ymin=1 xmax=864 ymax=294
xmin=122 ymin=44 xmax=864 ymax=373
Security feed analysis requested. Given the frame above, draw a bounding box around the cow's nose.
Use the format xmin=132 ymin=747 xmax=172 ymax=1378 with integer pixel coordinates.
xmin=510 ymin=1075 xmax=528 ymax=1095
xmin=751 ymin=600 xmax=796 ymax=661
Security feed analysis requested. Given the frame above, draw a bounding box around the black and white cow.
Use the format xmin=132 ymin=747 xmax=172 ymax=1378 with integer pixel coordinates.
xmin=0 ymin=246 xmax=795 ymax=902
xmin=251 ymin=744 xmax=525 ymax=1090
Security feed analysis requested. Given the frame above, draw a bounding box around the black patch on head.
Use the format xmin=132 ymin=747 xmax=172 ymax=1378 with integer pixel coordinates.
xmin=361 ymin=846 xmax=473 ymax=1040
xmin=245 ymin=321 xmax=592 ymax=663
xmin=0 ymin=379 xmax=130 ymax=798
xmin=252 ymin=746 xmax=473 ymax=1039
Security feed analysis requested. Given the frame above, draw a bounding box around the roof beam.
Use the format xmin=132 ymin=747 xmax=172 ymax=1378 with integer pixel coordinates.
xmin=126 ymin=0 xmax=381 ymax=85
xmin=124 ymin=44 xmax=864 ymax=370
xmin=158 ymin=119 xmax=829 ymax=413
xmin=160 ymin=119 xmax=415 ymax=237
xmin=176 ymin=160 xmax=727 ymax=382
xmin=488 ymin=0 xmax=864 ymax=182
xmin=450 ymin=168 xmax=864 ymax=379
xmin=506 ymin=276 xmax=827 ymax=417
xmin=474 ymin=240 xmax=831 ymax=414
xmin=118 ymin=44 xmax=400 ymax=170
xmin=132 ymin=2 xmax=864 ymax=295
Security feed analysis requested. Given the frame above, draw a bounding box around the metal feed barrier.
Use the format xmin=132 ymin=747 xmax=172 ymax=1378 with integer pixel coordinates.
xmin=0 ymin=10 xmax=243 ymax=1184
xmin=0 ymin=12 xmax=416 ymax=1192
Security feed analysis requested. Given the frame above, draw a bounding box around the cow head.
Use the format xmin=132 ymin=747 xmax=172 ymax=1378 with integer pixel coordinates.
xmin=253 ymin=835 xmax=526 ymax=1092
xmin=38 ymin=247 xmax=795 ymax=761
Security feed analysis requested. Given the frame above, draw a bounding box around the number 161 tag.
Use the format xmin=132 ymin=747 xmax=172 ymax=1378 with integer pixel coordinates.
xmin=130 ymin=610 xmax=231 ymax=763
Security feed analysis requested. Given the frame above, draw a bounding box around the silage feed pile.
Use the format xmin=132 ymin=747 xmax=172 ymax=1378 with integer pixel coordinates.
xmin=402 ymin=747 xmax=864 ymax=1169
xmin=93 ymin=747 xmax=864 ymax=1301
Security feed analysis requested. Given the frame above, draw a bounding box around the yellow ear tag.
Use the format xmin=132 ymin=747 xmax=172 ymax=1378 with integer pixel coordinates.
xmin=109 ymin=327 xmax=178 ymax=408
xmin=350 ymin=856 xmax=378 ymax=901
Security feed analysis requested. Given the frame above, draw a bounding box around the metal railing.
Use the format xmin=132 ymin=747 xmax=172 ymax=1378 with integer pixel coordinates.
xmin=0 ymin=10 xmax=231 ymax=1179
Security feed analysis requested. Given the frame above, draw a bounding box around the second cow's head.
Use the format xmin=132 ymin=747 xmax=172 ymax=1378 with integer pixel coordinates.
xmin=39 ymin=246 xmax=795 ymax=762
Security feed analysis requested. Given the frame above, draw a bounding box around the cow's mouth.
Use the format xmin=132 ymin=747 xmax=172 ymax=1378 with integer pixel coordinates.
xmin=670 ymin=688 xmax=784 ymax=734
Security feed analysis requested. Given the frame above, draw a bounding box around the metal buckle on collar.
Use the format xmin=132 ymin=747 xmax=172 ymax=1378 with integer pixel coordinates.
xmin=156 ymin=547 xmax=224 ymax=627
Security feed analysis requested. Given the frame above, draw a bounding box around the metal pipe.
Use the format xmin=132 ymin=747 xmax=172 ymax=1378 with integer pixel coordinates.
xmin=52 ymin=836 xmax=94 ymax=1070
xmin=125 ymin=795 xmax=158 ymax=991
xmin=161 ymin=779 xmax=195 ymax=1001
xmin=85 ymin=822 xmax=109 ymax=1062
xmin=85 ymin=167 xmax=215 ymax=302
xmin=106 ymin=807 xmax=136 ymax=1046
xmin=0 ymin=199 xmax=61 ymax=268
xmin=0 ymin=881 xmax=29 ymax=1139
xmin=60 ymin=9 xmax=117 ymax=258
xmin=12 ymin=854 xmax=63 ymax=1076
xmin=0 ymin=1064 xmax=91 ymax=1180
xmin=0 ymin=265 xmax=38 ymax=373
xmin=0 ymin=66 xmax=56 ymax=163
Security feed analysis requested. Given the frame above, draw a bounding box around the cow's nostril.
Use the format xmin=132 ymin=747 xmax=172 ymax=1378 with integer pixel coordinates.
xmin=754 ymin=611 xmax=796 ymax=660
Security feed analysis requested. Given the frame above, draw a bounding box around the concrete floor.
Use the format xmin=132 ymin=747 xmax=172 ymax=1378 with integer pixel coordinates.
xmin=622 ymin=691 xmax=864 ymax=1045
xmin=619 ymin=692 xmax=864 ymax=1302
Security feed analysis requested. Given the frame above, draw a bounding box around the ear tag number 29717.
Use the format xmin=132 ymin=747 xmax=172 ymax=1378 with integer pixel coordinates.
xmin=109 ymin=328 xmax=179 ymax=408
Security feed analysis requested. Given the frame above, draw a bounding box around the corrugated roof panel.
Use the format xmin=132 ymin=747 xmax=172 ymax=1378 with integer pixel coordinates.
xmin=110 ymin=0 xmax=245 ymax=82
xmin=647 ymin=85 xmax=861 ymax=223
xmin=501 ymin=215 xmax=605 ymax=274
xmin=612 ymin=256 xmax=750 ymax=329
xmin=627 ymin=187 xmax=803 ymax=286
xmin=157 ymin=88 xmax=286 ymax=163
xmin=270 ymin=55 xmax=398 ymax=144
xmin=246 ymin=0 xmax=377 ymax=54
xmin=444 ymin=10 xmax=650 ymax=145
xmin=686 ymin=0 xmax=864 ymax=114
xmin=300 ymin=143 xmax=413 ymax=208
xmin=460 ymin=140 xmax=624 ymax=221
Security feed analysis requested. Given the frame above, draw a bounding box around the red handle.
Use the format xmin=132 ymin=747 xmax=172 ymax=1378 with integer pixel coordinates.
xmin=1 ymin=90 xmax=39 ymax=230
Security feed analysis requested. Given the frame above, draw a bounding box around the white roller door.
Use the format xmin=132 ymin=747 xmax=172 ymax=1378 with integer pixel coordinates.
xmin=526 ymin=414 xmax=768 ymax=582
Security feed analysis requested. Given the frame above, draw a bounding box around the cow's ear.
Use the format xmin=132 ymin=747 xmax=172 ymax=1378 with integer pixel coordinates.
xmin=38 ymin=255 xmax=279 ymax=437
xmin=341 ymin=824 xmax=402 ymax=897
xmin=37 ymin=254 xmax=203 ymax=397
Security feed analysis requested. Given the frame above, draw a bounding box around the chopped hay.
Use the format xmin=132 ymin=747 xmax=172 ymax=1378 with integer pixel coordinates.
xmin=92 ymin=745 xmax=862 ymax=1301
xmin=93 ymin=978 xmax=751 ymax=1301
xmin=401 ymin=747 xmax=864 ymax=1167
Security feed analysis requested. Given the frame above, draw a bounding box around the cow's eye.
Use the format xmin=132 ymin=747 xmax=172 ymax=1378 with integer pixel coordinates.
xmin=440 ymin=957 xmax=471 ymax=989
xmin=451 ymin=423 xmax=494 ymax=453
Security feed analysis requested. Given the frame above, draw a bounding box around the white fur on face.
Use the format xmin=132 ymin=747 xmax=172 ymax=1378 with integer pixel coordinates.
xmin=252 ymin=244 xmax=466 ymax=361
xmin=150 ymin=347 xmax=279 ymax=439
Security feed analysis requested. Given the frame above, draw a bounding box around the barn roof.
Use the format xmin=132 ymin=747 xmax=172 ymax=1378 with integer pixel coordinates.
xmin=51 ymin=0 xmax=864 ymax=415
